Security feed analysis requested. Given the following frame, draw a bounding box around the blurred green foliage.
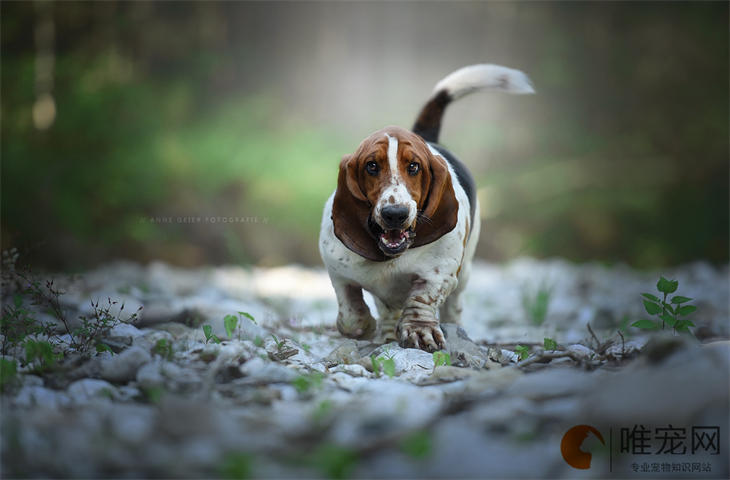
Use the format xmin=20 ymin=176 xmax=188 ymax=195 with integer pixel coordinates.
xmin=1 ymin=2 xmax=727 ymax=269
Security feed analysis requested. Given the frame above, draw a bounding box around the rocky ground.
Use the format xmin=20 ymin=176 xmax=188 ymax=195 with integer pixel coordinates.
xmin=1 ymin=258 xmax=729 ymax=479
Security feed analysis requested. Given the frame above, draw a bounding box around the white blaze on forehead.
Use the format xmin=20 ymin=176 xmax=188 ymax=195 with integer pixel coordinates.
xmin=373 ymin=133 xmax=417 ymax=227
xmin=385 ymin=133 xmax=400 ymax=183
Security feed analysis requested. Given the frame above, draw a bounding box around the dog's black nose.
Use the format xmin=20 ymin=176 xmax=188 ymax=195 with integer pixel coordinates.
xmin=381 ymin=205 xmax=410 ymax=228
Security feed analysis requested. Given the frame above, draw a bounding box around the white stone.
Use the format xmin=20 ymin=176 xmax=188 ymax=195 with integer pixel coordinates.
xmin=67 ymin=379 xmax=116 ymax=404
xmin=99 ymin=346 xmax=151 ymax=383
xmin=14 ymin=385 xmax=69 ymax=409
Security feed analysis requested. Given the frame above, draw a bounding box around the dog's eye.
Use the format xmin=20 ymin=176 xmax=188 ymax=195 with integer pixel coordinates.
xmin=365 ymin=161 xmax=379 ymax=176
xmin=408 ymin=162 xmax=420 ymax=176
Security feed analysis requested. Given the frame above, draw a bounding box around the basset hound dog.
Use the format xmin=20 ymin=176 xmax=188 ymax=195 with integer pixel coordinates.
xmin=319 ymin=64 xmax=534 ymax=352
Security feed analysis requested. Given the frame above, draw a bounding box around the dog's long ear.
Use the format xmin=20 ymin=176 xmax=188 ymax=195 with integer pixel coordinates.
xmin=332 ymin=154 xmax=386 ymax=261
xmin=413 ymin=153 xmax=458 ymax=247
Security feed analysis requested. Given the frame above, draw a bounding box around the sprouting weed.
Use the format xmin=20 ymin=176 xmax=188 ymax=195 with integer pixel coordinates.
xmin=543 ymin=337 xmax=558 ymax=351
xmin=152 ymin=338 xmax=173 ymax=360
xmin=202 ymin=324 xmax=221 ymax=344
xmin=292 ymin=372 xmax=325 ymax=394
xmin=432 ymin=351 xmax=451 ymax=373
xmin=514 ymin=345 xmax=530 ymax=361
xmin=632 ymin=276 xmax=697 ymax=336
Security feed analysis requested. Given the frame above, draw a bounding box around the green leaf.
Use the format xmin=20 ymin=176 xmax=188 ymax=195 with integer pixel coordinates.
xmin=95 ymin=343 xmax=114 ymax=354
xmin=270 ymin=334 xmax=282 ymax=347
xmin=656 ymin=276 xmax=678 ymax=294
xmin=543 ymin=337 xmax=558 ymax=351
xmin=238 ymin=311 xmax=256 ymax=324
xmin=631 ymin=319 xmax=660 ymax=330
xmin=13 ymin=294 xmax=22 ymax=308
xmin=643 ymin=300 xmax=662 ymax=315
xmin=253 ymin=336 xmax=263 ymax=347
xmin=400 ymin=430 xmax=432 ymax=459
xmin=211 ymin=335 xmax=221 ymax=344
xmin=432 ymin=351 xmax=451 ymax=368
xmin=659 ymin=313 xmax=676 ymax=327
xmin=671 ymin=296 xmax=693 ymax=304
xmin=641 ymin=293 xmax=661 ymax=303
xmin=514 ymin=345 xmax=529 ymax=361
xmin=152 ymin=339 xmax=173 ymax=359
xmin=676 ymin=305 xmax=697 ymax=316
xmin=662 ymin=303 xmax=675 ymax=315
xmin=202 ymin=324 xmax=213 ymax=341
xmin=381 ymin=357 xmax=396 ymax=378
xmin=24 ymin=340 xmax=57 ymax=368
xmin=223 ymin=314 xmax=238 ymax=339
xmin=370 ymin=354 xmax=381 ymax=376
xmin=292 ymin=376 xmax=311 ymax=393
xmin=292 ymin=372 xmax=324 ymax=394
xmin=675 ymin=319 xmax=696 ymax=329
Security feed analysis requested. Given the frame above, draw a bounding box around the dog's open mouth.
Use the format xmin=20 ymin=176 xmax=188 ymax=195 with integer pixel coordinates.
xmin=380 ymin=229 xmax=409 ymax=250
xmin=369 ymin=217 xmax=414 ymax=256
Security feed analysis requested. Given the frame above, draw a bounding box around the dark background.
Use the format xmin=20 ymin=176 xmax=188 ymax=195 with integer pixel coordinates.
xmin=2 ymin=1 xmax=727 ymax=270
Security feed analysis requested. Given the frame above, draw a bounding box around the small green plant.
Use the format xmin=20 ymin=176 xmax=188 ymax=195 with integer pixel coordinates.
xmin=202 ymin=324 xmax=221 ymax=344
xmin=432 ymin=351 xmax=451 ymax=372
xmin=152 ymin=338 xmax=173 ymax=360
xmin=253 ymin=336 xmax=264 ymax=348
xmin=222 ymin=311 xmax=256 ymax=340
xmin=95 ymin=343 xmax=114 ymax=355
xmin=300 ymin=342 xmax=311 ymax=353
xmin=632 ymin=276 xmax=697 ymax=335
xmin=521 ymin=282 xmax=552 ymax=326
xmin=73 ymin=297 xmax=142 ymax=354
xmin=381 ymin=357 xmax=395 ymax=378
xmin=400 ymin=430 xmax=433 ymax=459
xmin=514 ymin=345 xmax=530 ymax=361
xmin=1 ymin=255 xmax=141 ymax=361
xmin=371 ymin=354 xmax=395 ymax=378
xmin=270 ymin=334 xmax=286 ymax=351
xmin=543 ymin=337 xmax=558 ymax=351
xmin=223 ymin=314 xmax=239 ymax=340
xmin=292 ymin=372 xmax=325 ymax=394
xmin=24 ymin=339 xmax=62 ymax=373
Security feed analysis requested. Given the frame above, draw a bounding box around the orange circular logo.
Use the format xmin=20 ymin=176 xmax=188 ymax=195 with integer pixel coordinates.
xmin=561 ymin=425 xmax=605 ymax=469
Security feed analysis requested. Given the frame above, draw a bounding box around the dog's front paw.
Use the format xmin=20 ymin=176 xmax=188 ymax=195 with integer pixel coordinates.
xmin=396 ymin=320 xmax=445 ymax=352
xmin=337 ymin=312 xmax=376 ymax=340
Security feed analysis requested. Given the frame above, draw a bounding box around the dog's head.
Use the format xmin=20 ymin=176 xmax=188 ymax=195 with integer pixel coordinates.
xmin=332 ymin=126 xmax=458 ymax=261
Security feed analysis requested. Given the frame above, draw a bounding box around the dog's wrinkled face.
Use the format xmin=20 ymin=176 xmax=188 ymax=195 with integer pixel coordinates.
xmin=332 ymin=126 xmax=458 ymax=261
xmin=361 ymin=130 xmax=426 ymax=255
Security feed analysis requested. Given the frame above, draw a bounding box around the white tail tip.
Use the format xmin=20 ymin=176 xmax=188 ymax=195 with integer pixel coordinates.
xmin=433 ymin=64 xmax=535 ymax=99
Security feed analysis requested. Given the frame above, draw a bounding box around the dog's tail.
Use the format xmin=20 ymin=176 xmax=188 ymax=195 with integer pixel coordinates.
xmin=412 ymin=64 xmax=535 ymax=144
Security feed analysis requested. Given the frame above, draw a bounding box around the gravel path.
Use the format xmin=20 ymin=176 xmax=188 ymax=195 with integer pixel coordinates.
xmin=1 ymin=258 xmax=728 ymax=478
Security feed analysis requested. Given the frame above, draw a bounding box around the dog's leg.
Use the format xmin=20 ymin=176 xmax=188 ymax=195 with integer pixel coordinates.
xmin=396 ymin=274 xmax=457 ymax=352
xmin=440 ymin=288 xmax=464 ymax=325
xmin=440 ymin=262 xmax=471 ymax=324
xmin=441 ymin=212 xmax=480 ymax=324
xmin=331 ymin=277 xmax=376 ymax=339
xmin=373 ymin=297 xmax=401 ymax=343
